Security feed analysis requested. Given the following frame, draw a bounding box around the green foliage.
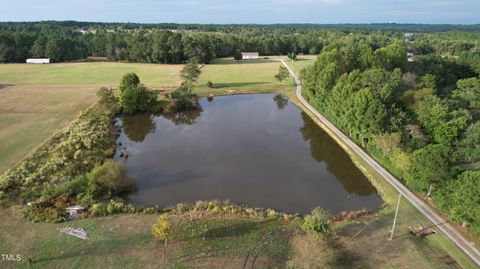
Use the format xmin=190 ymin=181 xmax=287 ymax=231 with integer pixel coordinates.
xmin=120 ymin=84 xmax=158 ymax=114
xmin=118 ymin=73 xmax=159 ymax=114
xmin=288 ymin=52 xmax=297 ymax=61
xmin=453 ymin=77 xmax=480 ymax=110
xmin=87 ymin=160 xmax=136 ymax=199
xmin=1 ymin=21 xmax=480 ymax=66
xmin=275 ymin=65 xmax=290 ymax=81
xmin=407 ymin=144 xmax=451 ymax=193
xmin=371 ymin=132 xmax=401 ymax=155
xmin=207 ymin=81 xmax=214 ymax=88
xmin=303 ymin=207 xmax=333 ymax=237
xmin=416 ymin=96 xmax=468 ymax=146
xmin=454 ymin=121 xmax=480 ymax=163
xmin=119 ymin=73 xmax=140 ymax=93
xmin=417 ymin=74 xmax=438 ymax=89
xmin=0 ymin=105 xmax=115 ymax=195
xmin=180 ymin=61 xmax=201 ymax=85
xmin=234 ymin=50 xmax=242 ymax=61
xmin=302 ymin=37 xmax=480 ymax=231
xmin=389 ymin=149 xmax=411 ymax=173
xmin=170 ymin=84 xmax=199 ymax=111
xmin=435 ymin=171 xmax=480 ymax=235
xmin=106 ymin=200 xmax=136 ymax=215
xmin=374 ymin=43 xmax=407 ymax=71
xmin=97 ymin=87 xmax=118 ymax=109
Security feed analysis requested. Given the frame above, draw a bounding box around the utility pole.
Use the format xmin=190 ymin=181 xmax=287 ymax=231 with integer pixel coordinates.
xmin=389 ymin=193 xmax=402 ymax=241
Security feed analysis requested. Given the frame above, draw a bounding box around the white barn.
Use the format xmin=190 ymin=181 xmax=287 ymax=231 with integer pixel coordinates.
xmin=26 ymin=58 xmax=50 ymax=64
xmin=241 ymin=52 xmax=259 ymax=60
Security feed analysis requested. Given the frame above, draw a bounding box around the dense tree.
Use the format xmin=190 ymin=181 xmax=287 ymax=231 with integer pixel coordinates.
xmin=234 ymin=50 xmax=242 ymax=61
xmin=407 ymin=144 xmax=451 ymax=196
xmin=301 ymin=34 xmax=480 ymax=233
xmin=453 ymin=78 xmax=480 ymax=110
xmin=374 ymin=43 xmax=406 ymax=71
xmin=30 ymin=35 xmax=47 ymax=57
xmin=416 ymin=96 xmax=468 ymax=146
xmin=118 ymin=73 xmax=157 ymax=114
xmin=454 ymin=121 xmax=480 ymax=163
xmin=436 ymin=171 xmax=480 ymax=234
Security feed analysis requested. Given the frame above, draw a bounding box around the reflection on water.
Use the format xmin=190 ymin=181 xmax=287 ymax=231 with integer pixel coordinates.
xmin=115 ymin=94 xmax=381 ymax=214
xmin=300 ymin=113 xmax=377 ymax=196
xmin=273 ymin=94 xmax=288 ymax=110
xmin=121 ymin=114 xmax=156 ymax=143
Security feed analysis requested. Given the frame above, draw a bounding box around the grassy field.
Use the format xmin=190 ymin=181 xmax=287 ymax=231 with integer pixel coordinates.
xmin=0 ymin=206 xmax=300 ymax=269
xmin=0 ymin=62 xmax=183 ymax=89
xmin=0 ymin=85 xmax=99 ymax=173
xmin=0 ymin=62 xmax=184 ymax=174
xmin=278 ymin=55 xmax=317 ymax=74
xmin=193 ymin=57 xmax=295 ymax=96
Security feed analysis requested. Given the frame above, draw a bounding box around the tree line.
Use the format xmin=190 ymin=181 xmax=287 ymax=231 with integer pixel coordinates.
xmin=0 ymin=21 xmax=437 ymax=64
xmin=302 ymin=37 xmax=480 ymax=234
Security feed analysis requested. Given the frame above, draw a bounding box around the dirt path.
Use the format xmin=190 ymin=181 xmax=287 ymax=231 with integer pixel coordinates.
xmin=279 ymin=59 xmax=480 ymax=267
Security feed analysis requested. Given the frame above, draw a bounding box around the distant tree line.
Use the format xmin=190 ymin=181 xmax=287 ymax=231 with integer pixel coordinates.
xmin=2 ymin=22 xmax=479 ymax=66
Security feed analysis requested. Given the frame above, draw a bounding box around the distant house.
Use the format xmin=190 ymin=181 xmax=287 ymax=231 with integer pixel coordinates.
xmin=406 ymin=52 xmax=419 ymax=62
xmin=26 ymin=58 xmax=50 ymax=64
xmin=241 ymin=52 xmax=259 ymax=60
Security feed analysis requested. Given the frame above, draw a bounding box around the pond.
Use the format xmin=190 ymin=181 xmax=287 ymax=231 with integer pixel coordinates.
xmin=114 ymin=94 xmax=382 ymax=214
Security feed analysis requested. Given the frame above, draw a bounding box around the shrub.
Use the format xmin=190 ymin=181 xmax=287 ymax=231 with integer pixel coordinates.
xmin=90 ymin=203 xmax=106 ymax=216
xmin=303 ymin=207 xmax=334 ymax=237
xmin=207 ymin=81 xmax=214 ymax=88
xmin=152 ymin=214 xmax=171 ymax=244
xmin=106 ymin=199 xmax=126 ymax=214
xmin=87 ymin=161 xmax=136 ymax=199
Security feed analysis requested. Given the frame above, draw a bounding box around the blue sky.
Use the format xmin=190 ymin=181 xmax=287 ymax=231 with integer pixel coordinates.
xmin=0 ymin=0 xmax=479 ymax=24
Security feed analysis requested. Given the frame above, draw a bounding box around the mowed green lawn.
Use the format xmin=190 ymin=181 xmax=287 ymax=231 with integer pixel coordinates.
xmin=288 ymin=55 xmax=317 ymax=73
xmin=0 ymin=62 xmax=183 ymax=88
xmin=194 ymin=57 xmax=296 ymax=96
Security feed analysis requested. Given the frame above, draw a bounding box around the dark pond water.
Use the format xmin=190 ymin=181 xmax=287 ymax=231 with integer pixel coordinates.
xmin=114 ymin=94 xmax=382 ymax=214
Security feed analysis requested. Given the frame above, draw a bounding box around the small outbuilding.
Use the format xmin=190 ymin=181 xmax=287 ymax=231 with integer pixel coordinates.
xmin=66 ymin=205 xmax=85 ymax=219
xmin=241 ymin=52 xmax=259 ymax=60
xmin=26 ymin=58 xmax=50 ymax=64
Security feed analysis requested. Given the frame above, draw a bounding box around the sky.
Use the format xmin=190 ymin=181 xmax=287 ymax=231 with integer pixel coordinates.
xmin=0 ymin=0 xmax=479 ymax=24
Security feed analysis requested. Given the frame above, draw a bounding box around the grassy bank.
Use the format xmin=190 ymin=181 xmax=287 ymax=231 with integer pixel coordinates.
xmin=0 ymin=86 xmax=98 ymax=173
